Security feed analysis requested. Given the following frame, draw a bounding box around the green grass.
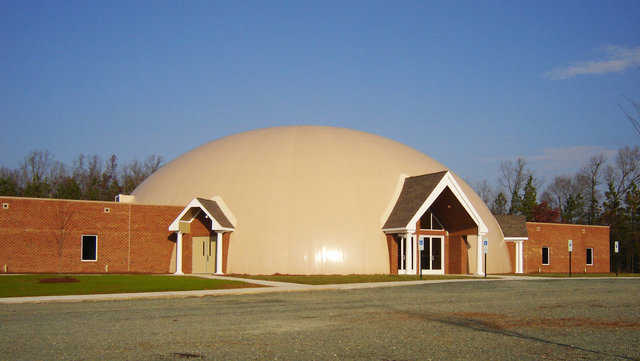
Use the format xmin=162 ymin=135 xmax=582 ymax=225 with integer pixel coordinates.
xmin=227 ymin=274 xmax=479 ymax=285
xmin=507 ymin=273 xmax=640 ymax=277
xmin=0 ymin=274 xmax=264 ymax=298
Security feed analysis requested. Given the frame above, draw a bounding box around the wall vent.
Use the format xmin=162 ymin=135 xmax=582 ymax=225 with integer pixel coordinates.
xmin=2 ymin=203 xmax=8 ymax=210
xmin=104 ymin=207 xmax=111 ymax=214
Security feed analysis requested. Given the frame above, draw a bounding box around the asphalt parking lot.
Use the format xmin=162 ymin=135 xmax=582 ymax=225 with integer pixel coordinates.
xmin=1 ymin=279 xmax=638 ymax=360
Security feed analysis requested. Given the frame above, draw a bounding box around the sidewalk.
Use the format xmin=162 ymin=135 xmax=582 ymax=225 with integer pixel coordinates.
xmin=0 ymin=275 xmax=635 ymax=304
xmin=0 ymin=275 xmax=499 ymax=304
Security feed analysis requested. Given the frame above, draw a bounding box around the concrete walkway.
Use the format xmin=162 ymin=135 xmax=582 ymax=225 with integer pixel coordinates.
xmin=0 ymin=275 xmax=499 ymax=304
xmin=0 ymin=275 xmax=636 ymax=304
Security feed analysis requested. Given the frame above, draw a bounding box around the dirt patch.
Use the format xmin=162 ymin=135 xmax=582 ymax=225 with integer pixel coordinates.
xmin=451 ymin=312 xmax=640 ymax=330
xmin=38 ymin=277 xmax=79 ymax=283
xmin=359 ymin=310 xmax=640 ymax=331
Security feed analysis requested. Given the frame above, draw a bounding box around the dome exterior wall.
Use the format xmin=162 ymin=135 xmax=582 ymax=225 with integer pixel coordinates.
xmin=132 ymin=126 xmax=511 ymax=274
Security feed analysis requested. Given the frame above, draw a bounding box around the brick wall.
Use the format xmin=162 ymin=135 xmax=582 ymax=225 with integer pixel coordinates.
xmin=0 ymin=197 xmax=182 ymax=274
xmin=524 ymin=222 xmax=610 ymax=274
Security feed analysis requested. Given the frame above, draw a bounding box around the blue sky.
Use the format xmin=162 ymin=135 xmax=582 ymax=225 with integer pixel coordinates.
xmin=1 ymin=0 xmax=638 ymax=188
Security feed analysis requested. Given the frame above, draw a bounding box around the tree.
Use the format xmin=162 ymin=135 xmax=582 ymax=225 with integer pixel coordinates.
xmin=620 ymin=97 xmax=640 ymax=137
xmin=579 ymin=154 xmax=606 ymax=224
xmin=520 ymin=175 xmax=537 ymax=221
xmin=0 ymin=150 xmax=163 ymax=201
xmin=605 ymin=146 xmax=640 ymax=196
xmin=20 ymin=150 xmax=53 ymax=198
xmin=543 ymin=174 xmax=588 ymax=224
xmin=0 ymin=167 xmax=20 ymax=196
xmin=491 ymin=192 xmax=508 ymax=215
xmin=121 ymin=155 xmax=164 ymax=194
xmin=473 ymin=180 xmax=494 ymax=206
xmin=54 ymin=177 xmax=82 ymax=199
xmin=532 ymin=201 xmax=560 ymax=222
xmin=562 ymin=193 xmax=585 ymax=224
xmin=625 ymin=182 xmax=640 ymax=240
xmin=499 ymin=158 xmax=530 ymax=215
xmin=602 ymin=180 xmax=623 ymax=242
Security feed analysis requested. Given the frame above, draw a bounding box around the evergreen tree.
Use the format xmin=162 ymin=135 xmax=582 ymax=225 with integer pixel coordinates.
xmin=509 ymin=188 xmax=522 ymax=215
xmin=0 ymin=175 xmax=19 ymax=196
xmin=602 ymin=180 xmax=623 ymax=242
xmin=625 ymin=182 xmax=640 ymax=241
xmin=491 ymin=192 xmax=508 ymax=215
xmin=562 ymin=193 xmax=585 ymax=223
xmin=520 ymin=175 xmax=537 ymax=221
xmin=54 ymin=177 xmax=82 ymax=199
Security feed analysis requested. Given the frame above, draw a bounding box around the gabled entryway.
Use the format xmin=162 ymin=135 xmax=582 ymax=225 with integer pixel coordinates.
xmin=169 ymin=197 xmax=235 ymax=275
xmin=494 ymin=215 xmax=528 ymax=274
xmin=383 ymin=171 xmax=488 ymax=275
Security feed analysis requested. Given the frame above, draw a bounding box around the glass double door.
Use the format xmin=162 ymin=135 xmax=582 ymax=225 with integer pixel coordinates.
xmin=420 ymin=236 xmax=443 ymax=274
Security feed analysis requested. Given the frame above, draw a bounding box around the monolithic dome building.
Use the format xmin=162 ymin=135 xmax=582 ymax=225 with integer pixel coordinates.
xmin=0 ymin=126 xmax=610 ymax=275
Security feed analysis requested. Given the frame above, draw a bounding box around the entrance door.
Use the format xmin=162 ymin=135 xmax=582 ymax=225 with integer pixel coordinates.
xmin=420 ymin=236 xmax=444 ymax=275
xmin=192 ymin=236 xmax=216 ymax=273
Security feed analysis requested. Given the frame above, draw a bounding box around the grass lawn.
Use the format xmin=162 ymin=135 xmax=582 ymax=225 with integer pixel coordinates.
xmin=507 ymin=273 xmax=640 ymax=277
xmin=0 ymin=274 xmax=264 ymax=298
xmin=227 ymin=274 xmax=479 ymax=285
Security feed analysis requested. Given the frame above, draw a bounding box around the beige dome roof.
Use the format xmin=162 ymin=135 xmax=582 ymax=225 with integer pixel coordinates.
xmin=133 ymin=126 xmax=509 ymax=274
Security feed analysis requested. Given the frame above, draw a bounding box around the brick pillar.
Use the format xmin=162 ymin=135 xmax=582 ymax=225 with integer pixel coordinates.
xmin=222 ymin=232 xmax=231 ymax=274
xmin=386 ymin=234 xmax=398 ymax=274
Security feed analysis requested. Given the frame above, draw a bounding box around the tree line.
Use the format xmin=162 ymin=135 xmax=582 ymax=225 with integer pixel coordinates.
xmin=473 ymin=145 xmax=640 ymax=273
xmin=0 ymin=150 xmax=163 ymax=201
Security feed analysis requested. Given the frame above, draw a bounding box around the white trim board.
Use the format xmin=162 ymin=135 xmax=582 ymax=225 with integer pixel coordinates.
xmin=504 ymin=237 xmax=528 ymax=241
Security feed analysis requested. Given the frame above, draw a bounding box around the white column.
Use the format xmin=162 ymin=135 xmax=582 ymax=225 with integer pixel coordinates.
xmin=411 ymin=234 xmax=416 ymax=274
xmin=476 ymin=234 xmax=484 ymax=276
xmin=400 ymin=235 xmax=405 ymax=272
xmin=514 ymin=242 xmax=520 ymax=274
xmin=174 ymin=231 xmax=184 ymax=275
xmin=516 ymin=241 xmax=524 ymax=274
xmin=215 ymin=232 xmax=223 ymax=274
xmin=520 ymin=241 xmax=524 ymax=273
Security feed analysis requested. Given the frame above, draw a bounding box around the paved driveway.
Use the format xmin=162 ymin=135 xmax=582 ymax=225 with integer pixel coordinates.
xmin=1 ymin=279 xmax=638 ymax=360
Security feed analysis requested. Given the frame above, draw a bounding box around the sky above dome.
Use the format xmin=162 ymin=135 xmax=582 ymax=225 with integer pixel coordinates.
xmin=1 ymin=0 xmax=638 ymax=188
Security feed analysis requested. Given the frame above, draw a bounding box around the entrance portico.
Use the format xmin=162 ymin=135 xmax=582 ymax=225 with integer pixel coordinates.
xmin=169 ymin=197 xmax=235 ymax=275
xmin=383 ymin=171 xmax=488 ymax=275
xmin=494 ymin=215 xmax=528 ymax=274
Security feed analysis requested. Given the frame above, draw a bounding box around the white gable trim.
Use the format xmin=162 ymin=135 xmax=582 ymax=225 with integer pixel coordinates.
xmin=504 ymin=237 xmax=528 ymax=241
xmin=405 ymin=171 xmax=488 ymax=234
xmin=169 ymin=198 xmax=234 ymax=232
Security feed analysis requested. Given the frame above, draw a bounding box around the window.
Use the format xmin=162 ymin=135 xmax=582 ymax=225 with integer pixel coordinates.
xmin=419 ymin=210 xmax=444 ymax=230
xmin=81 ymin=235 xmax=97 ymax=261
xmin=586 ymin=248 xmax=593 ymax=265
xmin=542 ymin=247 xmax=549 ymax=265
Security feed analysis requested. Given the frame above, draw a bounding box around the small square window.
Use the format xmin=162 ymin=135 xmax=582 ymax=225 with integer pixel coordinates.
xmin=81 ymin=235 xmax=97 ymax=262
xmin=542 ymin=247 xmax=549 ymax=265
xmin=586 ymin=248 xmax=593 ymax=265
xmin=2 ymin=203 xmax=8 ymax=209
